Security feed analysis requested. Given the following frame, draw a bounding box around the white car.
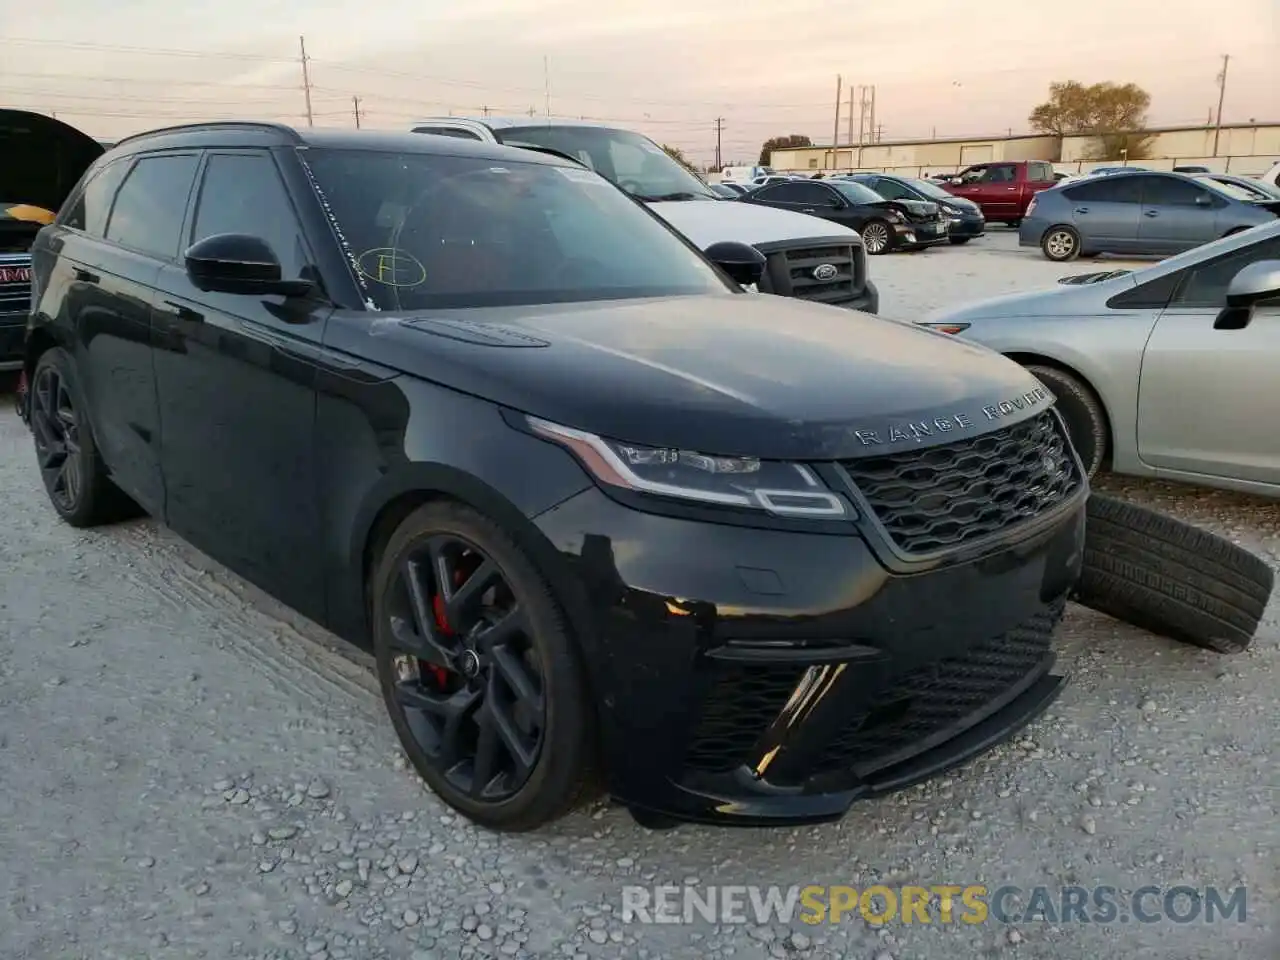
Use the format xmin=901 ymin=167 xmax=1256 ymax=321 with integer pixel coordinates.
xmin=408 ymin=117 xmax=879 ymax=313
xmin=1259 ymin=159 xmax=1280 ymax=189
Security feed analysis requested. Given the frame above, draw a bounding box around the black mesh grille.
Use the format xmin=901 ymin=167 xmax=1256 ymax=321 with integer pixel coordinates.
xmin=816 ymin=599 xmax=1062 ymax=774
xmin=684 ymin=664 xmax=801 ymax=773
xmin=758 ymin=243 xmax=865 ymax=306
xmin=841 ymin=411 xmax=1080 ymax=556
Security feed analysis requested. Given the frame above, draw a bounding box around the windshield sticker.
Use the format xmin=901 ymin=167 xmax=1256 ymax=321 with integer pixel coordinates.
xmin=556 ymin=167 xmax=606 ymax=184
xmin=357 ymin=248 xmax=427 ymax=288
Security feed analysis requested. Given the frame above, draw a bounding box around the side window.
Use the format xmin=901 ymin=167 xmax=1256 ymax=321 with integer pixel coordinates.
xmin=105 ymin=154 xmax=200 ymax=259
xmin=756 ymin=182 xmax=806 ymax=203
xmin=983 ymin=164 xmax=1017 ymax=183
xmin=190 ymin=153 xmax=309 ymax=279
xmin=775 ymin=182 xmax=832 ymax=204
xmin=60 ymin=159 xmax=130 ymax=236
xmin=411 ymin=126 xmax=483 ymax=141
xmin=1170 ymin=236 xmax=1280 ymax=308
xmin=1032 ymin=162 xmax=1056 ymax=182
xmin=871 ymin=178 xmax=909 ymax=200
xmin=1141 ymin=176 xmax=1211 ymax=207
xmin=959 ymin=165 xmax=987 ymax=183
xmin=1064 ymin=176 xmax=1142 ymax=203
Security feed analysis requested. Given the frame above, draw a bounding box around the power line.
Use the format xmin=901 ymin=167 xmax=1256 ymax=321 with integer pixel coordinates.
xmin=0 ymin=36 xmax=291 ymax=62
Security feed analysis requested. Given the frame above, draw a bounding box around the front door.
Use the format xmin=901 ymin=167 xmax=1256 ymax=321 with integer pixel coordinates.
xmin=151 ymin=149 xmax=332 ymax=620
xmin=1137 ymin=232 xmax=1280 ymax=484
xmin=1136 ymin=175 xmax=1221 ymax=253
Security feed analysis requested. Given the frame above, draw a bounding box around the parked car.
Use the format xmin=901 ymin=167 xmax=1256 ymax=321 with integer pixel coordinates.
xmin=921 ymin=220 xmax=1280 ymax=493
xmin=738 ymin=178 xmax=948 ymax=254
xmin=941 ymin=160 xmax=1059 ymax=225
xmin=1194 ymin=172 xmax=1280 ymax=201
xmin=19 ymin=121 xmax=1089 ymax=830
xmin=408 ymin=117 xmax=877 ymax=312
xmin=709 ymin=182 xmax=746 ymax=198
xmin=1261 ymin=160 xmax=1280 ymax=188
xmin=846 ymin=173 xmax=986 ymax=243
xmin=721 ymin=164 xmax=775 ymax=182
xmin=1022 ymin=171 xmax=1280 ymax=261
xmin=2 ymin=109 xmax=106 ymax=373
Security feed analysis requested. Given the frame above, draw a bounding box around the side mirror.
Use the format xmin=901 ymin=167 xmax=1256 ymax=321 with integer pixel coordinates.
xmin=184 ymin=233 xmax=314 ymax=297
xmin=1225 ymin=259 xmax=1280 ymax=308
xmin=704 ymin=240 xmax=767 ymax=287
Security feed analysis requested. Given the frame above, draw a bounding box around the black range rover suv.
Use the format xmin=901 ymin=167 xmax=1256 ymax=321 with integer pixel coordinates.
xmin=19 ymin=122 xmax=1088 ymax=830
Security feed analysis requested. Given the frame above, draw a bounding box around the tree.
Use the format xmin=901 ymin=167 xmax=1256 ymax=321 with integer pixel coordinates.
xmin=759 ymin=134 xmax=812 ymax=166
xmin=661 ymin=144 xmax=700 ymax=174
xmin=1028 ymin=81 xmax=1155 ymax=160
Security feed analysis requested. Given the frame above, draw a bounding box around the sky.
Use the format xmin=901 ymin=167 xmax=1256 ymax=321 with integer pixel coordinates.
xmin=2 ymin=0 xmax=1278 ymax=165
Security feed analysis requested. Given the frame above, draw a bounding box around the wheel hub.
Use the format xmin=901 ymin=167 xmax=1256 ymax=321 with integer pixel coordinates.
xmin=459 ymin=648 xmax=482 ymax=678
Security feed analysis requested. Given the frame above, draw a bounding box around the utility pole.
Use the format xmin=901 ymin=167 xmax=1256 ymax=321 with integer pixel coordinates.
xmin=830 ymin=74 xmax=842 ymax=169
xmin=876 ymin=124 xmax=884 ymax=143
xmin=868 ymin=85 xmax=876 ymax=144
xmin=481 ymin=105 xmax=491 ymax=117
xmin=352 ymin=96 xmax=361 ymax=128
xmin=847 ymin=87 xmax=854 ymax=151
xmin=543 ymin=56 xmax=551 ymax=117
xmin=1212 ymin=54 xmax=1229 ymax=155
xmin=299 ymin=35 xmax=314 ymax=127
xmin=527 ymin=106 xmax=537 ymax=117
xmin=713 ymin=117 xmax=724 ymax=171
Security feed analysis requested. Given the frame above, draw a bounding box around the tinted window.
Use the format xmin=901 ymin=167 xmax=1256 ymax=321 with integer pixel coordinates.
xmin=412 ymin=126 xmax=483 ymax=141
xmin=1141 ymin=176 xmax=1213 ymax=207
xmin=299 ymin=148 xmax=731 ymax=311
xmin=983 ymin=165 xmax=1017 ymax=183
xmin=756 ymin=182 xmax=830 ymax=204
xmin=105 ymin=153 xmax=200 ymax=258
xmin=1171 ymin=235 xmax=1280 ymax=307
xmin=191 ymin=153 xmax=309 ymax=279
xmin=869 ymin=178 xmax=910 ymax=200
xmin=829 ymin=180 xmax=889 ymax=205
xmin=61 ymin=158 xmax=130 ymax=236
xmin=1064 ymin=176 xmax=1143 ymax=203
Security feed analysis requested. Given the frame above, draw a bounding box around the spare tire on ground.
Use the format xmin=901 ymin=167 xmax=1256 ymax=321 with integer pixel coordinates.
xmin=1074 ymin=494 xmax=1275 ymax=653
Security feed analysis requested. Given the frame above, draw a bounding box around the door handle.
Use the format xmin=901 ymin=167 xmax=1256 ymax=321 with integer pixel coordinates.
xmin=162 ymin=300 xmax=204 ymax=322
xmin=1143 ymin=210 xmax=1159 ymax=218
xmin=801 ymin=208 xmax=816 ymax=213
xmin=72 ymin=267 xmax=99 ymax=284
xmin=1074 ymin=207 xmax=1090 ymax=214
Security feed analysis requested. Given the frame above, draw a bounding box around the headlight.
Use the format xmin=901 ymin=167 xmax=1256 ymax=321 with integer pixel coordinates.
xmin=527 ymin=417 xmax=850 ymax=519
xmin=919 ymin=321 xmax=970 ymax=335
xmin=884 ymin=209 xmax=905 ymax=222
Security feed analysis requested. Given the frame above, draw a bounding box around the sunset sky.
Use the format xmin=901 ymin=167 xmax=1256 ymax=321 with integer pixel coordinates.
xmin=3 ymin=0 xmax=1277 ymax=164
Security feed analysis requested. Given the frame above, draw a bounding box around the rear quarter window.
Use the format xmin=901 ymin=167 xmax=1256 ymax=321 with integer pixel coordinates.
xmin=59 ymin=158 xmax=131 ymax=237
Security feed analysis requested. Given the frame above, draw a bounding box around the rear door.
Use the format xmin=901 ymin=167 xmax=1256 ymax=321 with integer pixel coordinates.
xmin=150 ymin=149 xmax=331 ymax=619
xmin=1136 ymin=175 xmax=1221 ymax=252
xmin=56 ymin=152 xmax=199 ymax=515
xmin=749 ymin=181 xmax=843 ymax=219
xmin=1059 ymin=175 xmax=1143 ymax=250
xmin=1137 ymin=232 xmax=1280 ymax=483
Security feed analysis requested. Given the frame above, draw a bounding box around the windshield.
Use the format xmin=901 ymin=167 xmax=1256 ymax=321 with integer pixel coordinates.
xmin=495 ymin=125 xmax=718 ymax=201
xmin=899 ymin=178 xmax=954 ymax=201
xmin=300 ymin=148 xmax=732 ymax=311
xmin=1199 ymin=177 xmax=1265 ymax=202
xmin=829 ymin=180 xmax=891 ymax=205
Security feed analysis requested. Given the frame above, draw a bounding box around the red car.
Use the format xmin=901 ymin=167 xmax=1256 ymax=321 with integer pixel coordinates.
xmin=942 ymin=160 xmax=1058 ymax=226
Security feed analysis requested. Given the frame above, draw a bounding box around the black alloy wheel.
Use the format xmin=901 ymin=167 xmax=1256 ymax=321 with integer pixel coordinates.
xmin=373 ymin=502 xmax=595 ymax=830
xmin=31 ymin=362 xmax=83 ymax=515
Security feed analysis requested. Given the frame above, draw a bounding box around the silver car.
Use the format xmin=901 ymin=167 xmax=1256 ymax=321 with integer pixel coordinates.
xmin=1021 ymin=170 xmax=1280 ymax=261
xmin=920 ymin=221 xmax=1280 ymax=497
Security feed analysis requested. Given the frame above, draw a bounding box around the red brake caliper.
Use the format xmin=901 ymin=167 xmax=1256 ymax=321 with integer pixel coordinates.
xmin=426 ymin=594 xmax=453 ymax=687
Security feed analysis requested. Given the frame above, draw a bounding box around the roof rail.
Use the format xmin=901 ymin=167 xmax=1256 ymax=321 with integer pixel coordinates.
xmin=112 ymin=120 xmax=302 ymax=149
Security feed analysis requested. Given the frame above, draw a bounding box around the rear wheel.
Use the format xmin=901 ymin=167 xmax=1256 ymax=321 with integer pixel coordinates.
xmin=1025 ymin=364 xmax=1108 ymax=478
xmin=1041 ymin=226 xmax=1081 ymax=262
xmin=371 ymin=501 xmax=596 ymax=831
xmin=29 ymin=348 xmax=135 ymax=527
xmin=860 ymin=220 xmax=892 ymax=255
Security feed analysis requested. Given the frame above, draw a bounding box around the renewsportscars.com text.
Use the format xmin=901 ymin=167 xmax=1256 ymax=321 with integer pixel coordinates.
xmin=620 ymin=884 xmax=1248 ymax=926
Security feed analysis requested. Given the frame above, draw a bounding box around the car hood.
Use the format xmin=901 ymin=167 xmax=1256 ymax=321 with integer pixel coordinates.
xmin=923 ymin=271 xmax=1139 ymax=325
xmin=938 ymin=195 xmax=982 ymax=213
xmin=648 ymin=198 xmax=861 ymax=247
xmin=0 ymin=109 xmax=104 ymax=216
xmin=346 ymin=294 xmax=1053 ymax=461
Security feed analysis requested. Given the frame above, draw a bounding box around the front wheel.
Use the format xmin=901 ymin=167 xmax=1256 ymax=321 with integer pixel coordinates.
xmin=1041 ymin=226 xmax=1081 ymax=262
xmin=1025 ymin=364 xmax=1108 ymax=478
xmin=860 ymin=220 xmax=892 ymax=255
xmin=371 ymin=501 xmax=597 ymax=831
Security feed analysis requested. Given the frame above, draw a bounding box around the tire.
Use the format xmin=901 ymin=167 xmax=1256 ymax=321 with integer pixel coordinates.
xmin=861 ymin=220 xmax=892 ymax=255
xmin=1041 ymin=226 xmax=1081 ymax=262
xmin=29 ymin=347 xmax=135 ymax=527
xmin=1074 ymin=494 xmax=1275 ymax=654
xmin=1025 ymin=364 xmax=1108 ymax=478
xmin=371 ymin=500 xmax=597 ymax=830
xmin=948 ymin=236 xmax=971 ymax=245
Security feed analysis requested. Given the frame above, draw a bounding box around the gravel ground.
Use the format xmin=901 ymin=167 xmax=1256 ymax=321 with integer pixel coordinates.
xmin=1 ymin=228 xmax=1276 ymax=960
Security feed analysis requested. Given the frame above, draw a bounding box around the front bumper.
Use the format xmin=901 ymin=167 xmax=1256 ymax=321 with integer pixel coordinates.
xmin=533 ymin=481 xmax=1086 ymax=826
xmin=894 ymin=220 xmax=950 ymax=249
xmin=0 ymin=312 xmax=24 ymax=372
xmin=947 ymin=215 xmax=986 ymax=239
